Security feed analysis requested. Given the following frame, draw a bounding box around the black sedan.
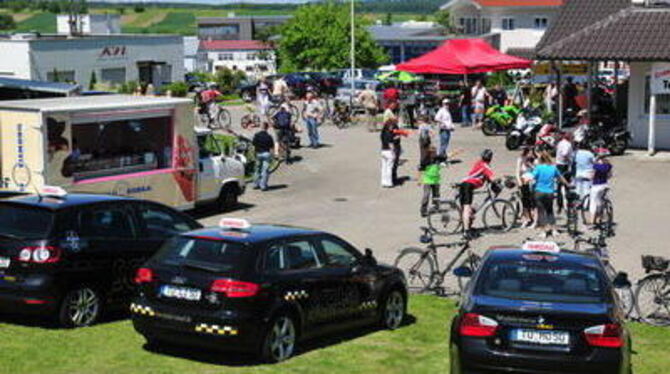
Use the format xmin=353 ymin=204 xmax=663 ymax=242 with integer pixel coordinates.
xmin=450 ymin=243 xmax=632 ymax=374
xmin=131 ymin=219 xmax=408 ymax=362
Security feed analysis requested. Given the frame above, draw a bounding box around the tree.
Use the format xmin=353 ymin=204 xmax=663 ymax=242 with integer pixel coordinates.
xmin=89 ymin=71 xmax=97 ymax=90
xmin=435 ymin=9 xmax=457 ymax=35
xmin=134 ymin=4 xmax=145 ymax=13
xmin=277 ymin=2 xmax=388 ymax=72
xmin=383 ymin=12 xmax=392 ymax=26
xmin=0 ymin=14 xmax=16 ymax=30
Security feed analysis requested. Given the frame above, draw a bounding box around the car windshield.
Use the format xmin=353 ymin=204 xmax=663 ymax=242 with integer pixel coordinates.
xmin=0 ymin=204 xmax=54 ymax=239
xmin=153 ymin=236 xmax=250 ymax=273
xmin=361 ymin=69 xmax=377 ymax=79
xmin=476 ymin=260 xmax=608 ymax=304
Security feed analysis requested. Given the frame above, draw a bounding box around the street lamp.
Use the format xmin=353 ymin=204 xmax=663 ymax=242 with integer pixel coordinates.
xmin=350 ymin=0 xmax=355 ymax=107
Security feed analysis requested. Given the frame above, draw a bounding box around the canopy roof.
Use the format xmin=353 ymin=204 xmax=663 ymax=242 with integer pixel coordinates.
xmin=396 ymin=38 xmax=532 ymax=75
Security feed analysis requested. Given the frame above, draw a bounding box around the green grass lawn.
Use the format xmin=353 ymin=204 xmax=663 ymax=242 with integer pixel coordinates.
xmin=0 ymin=294 xmax=668 ymax=374
xmin=123 ymin=12 xmax=196 ymax=35
xmin=12 ymin=12 xmax=56 ymax=33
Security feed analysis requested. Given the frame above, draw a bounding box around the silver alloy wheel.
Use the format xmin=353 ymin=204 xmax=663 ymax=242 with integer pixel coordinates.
xmin=268 ymin=316 xmax=296 ymax=362
xmin=384 ymin=291 xmax=405 ymax=330
xmin=66 ymin=288 xmax=100 ymax=327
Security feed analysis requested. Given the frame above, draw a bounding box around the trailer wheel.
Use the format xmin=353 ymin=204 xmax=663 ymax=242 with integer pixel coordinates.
xmin=217 ymin=184 xmax=239 ymax=212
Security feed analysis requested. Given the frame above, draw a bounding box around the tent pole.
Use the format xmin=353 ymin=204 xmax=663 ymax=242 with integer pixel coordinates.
xmin=649 ymin=94 xmax=657 ymax=156
xmin=557 ymin=61 xmax=563 ymax=129
xmin=587 ymin=60 xmax=594 ymax=124
xmin=464 ymin=73 xmax=468 ymax=85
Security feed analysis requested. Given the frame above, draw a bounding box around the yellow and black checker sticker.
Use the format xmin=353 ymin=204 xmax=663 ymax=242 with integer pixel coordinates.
xmin=194 ymin=323 xmax=238 ymax=335
xmin=359 ymin=300 xmax=378 ymax=310
xmin=129 ymin=303 xmax=155 ymax=317
xmin=284 ymin=290 xmax=309 ymax=301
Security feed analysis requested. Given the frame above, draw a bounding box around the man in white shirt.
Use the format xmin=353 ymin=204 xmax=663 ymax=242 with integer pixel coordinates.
xmin=434 ymin=98 xmax=455 ymax=157
xmin=555 ymin=131 xmax=574 ymax=213
xmin=471 ymin=80 xmax=489 ymax=128
xmin=303 ymin=91 xmax=324 ymax=148
xmin=272 ymin=77 xmax=290 ymax=101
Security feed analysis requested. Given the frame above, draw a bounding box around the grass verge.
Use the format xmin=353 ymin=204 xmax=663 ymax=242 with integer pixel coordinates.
xmin=0 ymin=295 xmax=667 ymax=374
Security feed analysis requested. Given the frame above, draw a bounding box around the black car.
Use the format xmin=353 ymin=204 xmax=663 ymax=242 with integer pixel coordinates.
xmin=0 ymin=192 xmax=201 ymax=327
xmin=450 ymin=243 xmax=632 ymax=374
xmin=131 ymin=219 xmax=407 ymax=362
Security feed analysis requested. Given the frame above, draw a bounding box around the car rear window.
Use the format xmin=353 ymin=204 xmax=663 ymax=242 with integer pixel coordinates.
xmin=476 ymin=260 xmax=608 ymax=304
xmin=153 ymin=236 xmax=251 ymax=273
xmin=0 ymin=204 xmax=54 ymax=239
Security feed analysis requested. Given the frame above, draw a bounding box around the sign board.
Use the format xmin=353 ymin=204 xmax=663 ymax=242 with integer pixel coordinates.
xmin=522 ymin=241 xmax=560 ymax=253
xmin=532 ymin=62 xmax=588 ymax=76
xmin=651 ymin=63 xmax=670 ymax=95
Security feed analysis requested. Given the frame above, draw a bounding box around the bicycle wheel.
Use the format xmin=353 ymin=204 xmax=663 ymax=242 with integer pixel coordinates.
xmin=482 ymin=199 xmax=518 ymax=232
xmin=580 ymin=195 xmax=591 ymax=226
xmin=268 ymin=157 xmax=282 ymax=175
xmin=427 ymin=200 xmax=462 ymax=236
xmin=394 ymin=247 xmax=436 ymax=293
xmin=635 ymin=273 xmax=670 ymax=326
xmin=217 ymin=108 xmax=232 ymax=130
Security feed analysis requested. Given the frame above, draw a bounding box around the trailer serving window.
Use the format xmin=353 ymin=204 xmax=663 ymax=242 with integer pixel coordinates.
xmin=66 ymin=113 xmax=173 ymax=182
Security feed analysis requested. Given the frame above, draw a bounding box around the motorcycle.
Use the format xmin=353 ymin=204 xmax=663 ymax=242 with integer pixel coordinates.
xmin=505 ymin=107 xmax=543 ymax=151
xmin=584 ymin=120 xmax=630 ymax=156
xmin=482 ymin=104 xmax=521 ymax=136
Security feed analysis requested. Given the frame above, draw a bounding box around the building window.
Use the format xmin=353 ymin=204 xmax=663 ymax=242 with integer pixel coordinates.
xmin=246 ymin=53 xmax=257 ymax=61
xmin=198 ymin=25 xmax=240 ymax=40
xmin=502 ymin=18 xmax=515 ymax=31
xmin=458 ymin=17 xmax=479 ymax=34
xmin=481 ymin=18 xmax=491 ymax=34
xmin=534 ymin=17 xmax=549 ymax=29
xmin=644 ymin=76 xmax=670 ymax=115
xmin=218 ymin=53 xmax=233 ymax=61
xmin=100 ymin=68 xmax=126 ymax=85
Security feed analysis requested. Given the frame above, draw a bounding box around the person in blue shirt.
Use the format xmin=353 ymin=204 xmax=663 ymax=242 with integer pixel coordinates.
xmin=531 ymin=151 xmax=569 ymax=238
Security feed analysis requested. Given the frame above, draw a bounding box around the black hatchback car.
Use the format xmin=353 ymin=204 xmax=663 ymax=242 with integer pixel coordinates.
xmin=0 ymin=192 xmax=201 ymax=327
xmin=131 ymin=219 xmax=407 ymax=362
xmin=450 ymin=243 xmax=632 ymax=374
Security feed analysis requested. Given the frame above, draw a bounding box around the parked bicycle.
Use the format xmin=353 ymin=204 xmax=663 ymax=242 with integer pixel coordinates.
xmin=240 ymin=105 xmax=262 ymax=130
xmin=394 ymin=227 xmax=480 ymax=296
xmin=635 ymin=255 xmax=670 ymax=326
xmin=427 ymin=179 xmax=517 ymax=236
xmin=573 ymin=232 xmax=634 ymax=318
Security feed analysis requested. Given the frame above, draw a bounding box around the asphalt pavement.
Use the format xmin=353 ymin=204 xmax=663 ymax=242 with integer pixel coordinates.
xmin=200 ymin=105 xmax=670 ymax=282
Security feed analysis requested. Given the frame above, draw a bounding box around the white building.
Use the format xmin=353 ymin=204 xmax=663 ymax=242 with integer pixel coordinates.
xmin=0 ymin=34 xmax=183 ymax=90
xmin=440 ymin=0 xmax=563 ymax=53
xmin=198 ymin=40 xmax=276 ymax=79
xmin=56 ymin=14 xmax=121 ymax=35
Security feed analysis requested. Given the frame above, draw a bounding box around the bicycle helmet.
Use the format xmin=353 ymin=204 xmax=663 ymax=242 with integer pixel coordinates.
xmin=481 ymin=149 xmax=494 ymax=162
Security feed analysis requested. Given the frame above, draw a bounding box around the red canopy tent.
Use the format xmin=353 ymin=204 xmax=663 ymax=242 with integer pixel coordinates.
xmin=396 ymin=38 xmax=532 ymax=75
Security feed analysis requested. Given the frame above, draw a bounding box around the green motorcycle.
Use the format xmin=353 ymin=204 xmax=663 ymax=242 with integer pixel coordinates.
xmin=482 ymin=104 xmax=521 ymax=136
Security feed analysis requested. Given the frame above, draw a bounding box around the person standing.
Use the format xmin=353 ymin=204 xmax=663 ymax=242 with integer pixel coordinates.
xmin=588 ymin=149 xmax=613 ymax=227
xmin=491 ymin=84 xmax=508 ymax=107
xmin=516 ymin=148 xmax=536 ymax=228
xmin=403 ymin=83 xmax=418 ymax=129
xmin=358 ymin=84 xmax=379 ymax=132
xmin=544 ymin=82 xmax=558 ymax=113
xmin=564 ymin=77 xmax=579 ymax=112
xmin=272 ymin=104 xmax=293 ymax=163
xmin=459 ymin=81 xmax=472 ymax=127
xmin=555 ymin=132 xmax=574 ymax=213
xmin=471 ymin=80 xmax=489 ymax=128
xmin=531 ymin=152 xmax=569 ymax=238
xmin=272 ymin=76 xmax=290 ymax=102
xmin=257 ymin=76 xmax=271 ymax=117
xmin=252 ymin=122 xmax=278 ymax=191
xmin=573 ymin=142 xmax=595 ymax=201
xmin=380 ymin=119 xmax=397 ymax=188
xmin=434 ymin=98 xmax=455 ymax=157
xmin=383 ymin=83 xmax=400 ymax=110
xmin=419 ymin=146 xmax=446 ymax=217
xmin=383 ymin=101 xmax=399 ymax=124
xmin=417 ymin=116 xmax=434 ymax=163
xmin=303 ymin=91 xmax=324 ymax=148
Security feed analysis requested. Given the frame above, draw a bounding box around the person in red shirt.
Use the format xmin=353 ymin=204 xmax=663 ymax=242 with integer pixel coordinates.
xmin=460 ymin=149 xmax=495 ymax=238
xmin=383 ymin=84 xmax=400 ymax=111
xmin=198 ymin=83 xmax=222 ymax=118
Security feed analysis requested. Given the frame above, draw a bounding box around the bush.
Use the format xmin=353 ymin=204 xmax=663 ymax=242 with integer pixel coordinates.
xmin=0 ymin=14 xmax=16 ymax=30
xmin=213 ymin=68 xmax=246 ymax=95
xmin=133 ymin=5 xmax=145 ymax=13
xmin=89 ymin=71 xmax=97 ymax=90
xmin=118 ymin=81 xmax=140 ymax=95
xmin=161 ymin=81 xmax=188 ymax=97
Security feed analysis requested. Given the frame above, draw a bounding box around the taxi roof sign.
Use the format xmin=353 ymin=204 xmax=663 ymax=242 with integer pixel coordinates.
xmin=522 ymin=241 xmax=560 ymax=253
xmin=40 ymin=185 xmax=67 ymax=198
xmin=219 ymin=218 xmax=251 ymax=230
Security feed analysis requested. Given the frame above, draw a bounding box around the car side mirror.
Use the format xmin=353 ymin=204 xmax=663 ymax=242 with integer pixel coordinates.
xmin=364 ymin=248 xmax=377 ymax=266
xmin=453 ymin=266 xmax=473 ymax=278
xmin=612 ymin=272 xmax=631 ymax=289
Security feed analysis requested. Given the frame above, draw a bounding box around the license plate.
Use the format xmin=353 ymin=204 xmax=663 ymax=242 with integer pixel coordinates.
xmin=511 ymin=329 xmax=570 ymax=346
xmin=0 ymin=257 xmax=10 ymax=269
xmin=160 ymin=285 xmax=201 ymax=301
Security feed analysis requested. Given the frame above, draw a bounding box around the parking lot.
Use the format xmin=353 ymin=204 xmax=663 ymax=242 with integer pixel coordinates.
xmin=208 ymin=105 xmax=670 ymax=281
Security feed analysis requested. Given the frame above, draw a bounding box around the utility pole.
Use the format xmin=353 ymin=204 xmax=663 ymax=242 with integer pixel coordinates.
xmin=67 ymin=0 xmax=85 ymax=36
xmin=350 ymin=0 xmax=355 ymax=107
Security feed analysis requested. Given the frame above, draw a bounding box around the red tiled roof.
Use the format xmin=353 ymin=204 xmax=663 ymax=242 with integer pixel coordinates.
xmin=199 ymin=40 xmax=272 ymax=51
xmin=475 ymin=0 xmax=564 ymax=6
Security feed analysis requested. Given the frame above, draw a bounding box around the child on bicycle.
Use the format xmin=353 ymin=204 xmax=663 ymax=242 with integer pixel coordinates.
xmin=460 ymin=149 xmax=495 ymax=239
xmin=419 ymin=146 xmax=460 ymax=217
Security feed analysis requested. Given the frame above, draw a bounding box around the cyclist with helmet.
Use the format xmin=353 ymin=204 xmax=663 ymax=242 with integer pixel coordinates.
xmin=198 ymin=83 xmax=222 ymax=120
xmin=460 ymin=149 xmax=496 ymax=238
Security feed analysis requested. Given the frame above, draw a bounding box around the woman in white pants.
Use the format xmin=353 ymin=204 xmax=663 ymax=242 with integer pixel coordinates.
xmin=380 ymin=119 xmax=397 ymax=188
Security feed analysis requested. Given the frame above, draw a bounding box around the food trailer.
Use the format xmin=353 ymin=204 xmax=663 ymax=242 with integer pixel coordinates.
xmin=0 ymin=95 xmax=245 ymax=210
